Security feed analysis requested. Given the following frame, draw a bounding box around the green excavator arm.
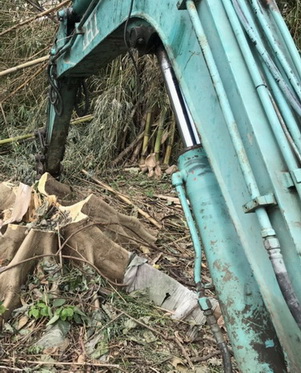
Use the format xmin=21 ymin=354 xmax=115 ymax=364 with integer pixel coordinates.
xmin=42 ymin=1 xmax=301 ymax=372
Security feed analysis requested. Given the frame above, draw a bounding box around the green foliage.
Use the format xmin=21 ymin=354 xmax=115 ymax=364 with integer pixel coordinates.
xmin=0 ymin=300 xmax=7 ymax=315
xmin=29 ymin=301 xmax=52 ymax=319
xmin=28 ymin=298 xmax=88 ymax=325
xmin=47 ymin=305 xmax=88 ymax=325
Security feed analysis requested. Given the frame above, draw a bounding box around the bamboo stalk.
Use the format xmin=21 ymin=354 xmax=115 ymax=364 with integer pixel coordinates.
xmin=0 ymin=116 xmax=93 ymax=146
xmin=1 ymin=63 xmax=47 ymax=104
xmin=154 ymin=109 xmax=166 ymax=162
xmin=82 ymin=169 xmax=162 ymax=229
xmin=141 ymin=111 xmax=152 ymax=160
xmin=0 ymin=56 xmax=49 ymax=78
xmin=0 ymin=0 xmax=70 ymax=37
xmin=70 ymin=114 xmax=94 ymax=125
xmin=112 ymin=131 xmax=144 ymax=166
xmin=163 ymin=113 xmax=176 ymax=165
xmin=0 ymin=134 xmax=34 ymax=145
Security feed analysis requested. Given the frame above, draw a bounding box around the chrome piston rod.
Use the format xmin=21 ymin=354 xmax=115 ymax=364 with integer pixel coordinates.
xmin=156 ymin=45 xmax=200 ymax=148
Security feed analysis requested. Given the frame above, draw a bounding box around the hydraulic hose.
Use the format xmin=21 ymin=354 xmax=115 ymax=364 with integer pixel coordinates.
xmin=186 ymin=0 xmax=301 ymax=330
xmin=173 ymin=170 xmax=232 ymax=373
xmin=232 ymin=0 xmax=301 ymax=116
xmin=250 ymin=0 xmax=301 ymax=103
xmin=203 ymin=299 xmax=233 ymax=373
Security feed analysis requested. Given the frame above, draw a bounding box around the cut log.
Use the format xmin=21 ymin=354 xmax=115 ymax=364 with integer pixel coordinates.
xmin=38 ymin=172 xmax=74 ymax=204
xmin=0 ymin=224 xmax=27 ymax=261
xmin=0 ymin=182 xmax=17 ymax=210
xmin=61 ymin=220 xmax=131 ymax=283
xmin=0 ymin=174 xmax=211 ymax=327
xmin=0 ymin=229 xmax=58 ymax=320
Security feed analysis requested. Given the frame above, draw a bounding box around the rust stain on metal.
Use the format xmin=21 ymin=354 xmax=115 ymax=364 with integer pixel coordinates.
xmin=213 ymin=260 xmax=235 ymax=283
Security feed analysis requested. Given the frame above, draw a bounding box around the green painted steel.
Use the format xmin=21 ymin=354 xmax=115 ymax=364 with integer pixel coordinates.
xmin=72 ymin=0 xmax=94 ymax=17
xmin=172 ymin=170 xmax=202 ymax=286
xmin=44 ymin=0 xmax=301 ymax=371
xmin=176 ymin=147 xmax=287 ymax=372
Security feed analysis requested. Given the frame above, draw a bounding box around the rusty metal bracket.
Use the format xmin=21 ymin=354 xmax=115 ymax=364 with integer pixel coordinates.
xmin=243 ymin=194 xmax=277 ymax=213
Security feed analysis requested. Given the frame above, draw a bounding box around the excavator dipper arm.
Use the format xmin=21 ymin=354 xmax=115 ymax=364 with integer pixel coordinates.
xmin=43 ymin=1 xmax=301 ymax=371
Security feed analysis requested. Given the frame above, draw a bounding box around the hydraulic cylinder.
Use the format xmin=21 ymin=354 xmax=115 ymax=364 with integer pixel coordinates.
xmin=176 ymin=147 xmax=286 ymax=373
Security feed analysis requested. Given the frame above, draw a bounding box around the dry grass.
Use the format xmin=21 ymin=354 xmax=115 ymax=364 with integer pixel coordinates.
xmin=1 ymin=1 xmax=300 ymax=182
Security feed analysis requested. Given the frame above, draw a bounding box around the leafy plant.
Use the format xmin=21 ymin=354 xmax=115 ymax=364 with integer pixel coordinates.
xmin=28 ymin=301 xmax=52 ymax=319
xmin=0 ymin=300 xmax=7 ymax=315
xmin=47 ymin=305 xmax=88 ymax=325
xmin=28 ymin=298 xmax=88 ymax=325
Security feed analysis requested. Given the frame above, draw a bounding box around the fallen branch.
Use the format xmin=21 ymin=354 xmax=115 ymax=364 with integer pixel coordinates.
xmin=174 ymin=332 xmax=194 ymax=370
xmin=0 ymin=115 xmax=94 ymax=147
xmin=1 ymin=63 xmax=47 ymax=104
xmin=0 ymin=56 xmax=49 ymax=78
xmin=153 ymin=194 xmax=181 ymax=205
xmin=0 ymin=252 xmax=127 ymax=287
xmin=0 ymin=133 xmax=34 ymax=145
xmin=190 ymin=350 xmax=220 ymax=363
xmin=82 ymin=169 xmax=162 ymax=229
xmin=0 ymin=0 xmax=70 ymax=37
xmin=1 ymin=359 xmax=122 ymax=369
xmin=112 ymin=131 xmax=144 ymax=166
xmin=25 ymin=0 xmax=58 ymax=23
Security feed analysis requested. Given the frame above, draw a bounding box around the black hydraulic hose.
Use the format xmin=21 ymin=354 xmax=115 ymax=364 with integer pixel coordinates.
xmin=218 ymin=342 xmax=233 ymax=373
xmin=202 ymin=298 xmax=233 ymax=373
xmin=270 ymin=256 xmax=301 ymax=328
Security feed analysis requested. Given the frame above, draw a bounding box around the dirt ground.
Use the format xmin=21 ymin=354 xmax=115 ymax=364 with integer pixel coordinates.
xmin=0 ymin=169 xmax=235 ymax=372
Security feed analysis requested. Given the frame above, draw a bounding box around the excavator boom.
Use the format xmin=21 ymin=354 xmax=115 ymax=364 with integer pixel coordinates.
xmin=42 ymin=1 xmax=301 ymax=371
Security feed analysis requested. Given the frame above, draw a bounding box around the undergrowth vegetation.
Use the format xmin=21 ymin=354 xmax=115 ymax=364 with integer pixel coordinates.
xmin=1 ymin=1 xmax=300 ymax=182
xmin=0 ymin=1 xmax=174 ymax=182
xmin=1 ymin=1 xmax=300 ymax=372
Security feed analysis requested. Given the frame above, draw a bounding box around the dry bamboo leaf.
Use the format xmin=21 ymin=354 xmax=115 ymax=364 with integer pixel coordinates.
xmin=145 ymin=153 xmax=157 ymax=169
xmin=1 ymin=183 xmax=32 ymax=228
xmin=17 ymin=315 xmax=29 ymax=330
xmin=154 ymin=165 xmax=162 ymax=179
xmin=77 ymin=354 xmax=86 ymax=364
xmin=217 ymin=315 xmax=225 ymax=329
xmin=165 ymin=165 xmax=178 ymax=175
xmin=161 ymin=129 xmax=169 ymax=144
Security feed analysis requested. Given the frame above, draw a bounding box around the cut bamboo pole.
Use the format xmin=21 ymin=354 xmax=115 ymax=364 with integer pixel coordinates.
xmin=0 ymin=0 xmax=70 ymax=37
xmin=154 ymin=109 xmax=166 ymax=161
xmin=70 ymin=114 xmax=94 ymax=125
xmin=1 ymin=63 xmax=47 ymax=104
xmin=82 ymin=169 xmax=162 ymax=229
xmin=0 ymin=56 xmax=49 ymax=78
xmin=112 ymin=131 xmax=144 ymax=166
xmin=163 ymin=113 xmax=176 ymax=165
xmin=141 ymin=111 xmax=152 ymax=161
xmin=0 ymin=116 xmax=94 ymax=147
xmin=0 ymin=134 xmax=34 ymax=145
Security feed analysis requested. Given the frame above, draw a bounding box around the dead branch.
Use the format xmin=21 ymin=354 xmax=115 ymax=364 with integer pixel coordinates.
xmin=1 ymin=63 xmax=47 ymax=104
xmin=0 ymin=56 xmax=49 ymax=78
xmin=112 ymin=131 xmax=144 ymax=166
xmin=24 ymin=0 xmax=58 ymax=23
xmin=0 ymin=0 xmax=70 ymax=37
xmin=0 ymin=134 xmax=34 ymax=146
xmin=1 ymin=359 xmax=123 ymax=369
xmin=153 ymin=194 xmax=181 ymax=205
xmin=0 ymin=115 xmax=93 ymax=147
xmin=190 ymin=351 xmax=221 ymax=363
xmin=82 ymin=169 xmax=162 ymax=229
xmin=174 ymin=332 xmax=194 ymax=370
